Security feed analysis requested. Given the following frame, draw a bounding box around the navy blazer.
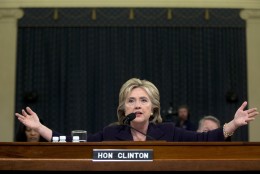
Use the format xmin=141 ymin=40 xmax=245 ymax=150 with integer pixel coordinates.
xmin=52 ymin=122 xmax=226 ymax=142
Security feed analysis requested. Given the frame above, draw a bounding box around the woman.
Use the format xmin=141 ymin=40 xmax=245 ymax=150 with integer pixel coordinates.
xmin=15 ymin=78 xmax=258 ymax=142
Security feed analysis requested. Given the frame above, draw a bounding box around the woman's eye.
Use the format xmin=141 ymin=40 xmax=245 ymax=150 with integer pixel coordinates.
xmin=141 ymin=99 xmax=147 ymax=103
xmin=128 ymin=99 xmax=134 ymax=103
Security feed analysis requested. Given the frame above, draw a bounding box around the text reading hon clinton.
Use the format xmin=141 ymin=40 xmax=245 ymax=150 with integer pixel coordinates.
xmin=93 ymin=149 xmax=153 ymax=162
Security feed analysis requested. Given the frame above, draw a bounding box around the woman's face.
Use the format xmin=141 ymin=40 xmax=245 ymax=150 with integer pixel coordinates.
xmin=25 ymin=127 xmax=40 ymax=142
xmin=124 ymin=87 xmax=153 ymax=124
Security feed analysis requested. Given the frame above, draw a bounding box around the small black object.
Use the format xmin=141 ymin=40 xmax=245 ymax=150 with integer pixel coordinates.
xmin=226 ymin=90 xmax=238 ymax=103
xmin=24 ymin=91 xmax=38 ymax=103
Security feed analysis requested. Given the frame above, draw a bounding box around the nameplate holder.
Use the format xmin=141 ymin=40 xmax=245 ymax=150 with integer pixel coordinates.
xmin=92 ymin=149 xmax=153 ymax=162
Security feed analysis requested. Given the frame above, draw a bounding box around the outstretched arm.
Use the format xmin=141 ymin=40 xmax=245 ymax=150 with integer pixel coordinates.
xmin=15 ymin=107 xmax=53 ymax=142
xmin=223 ymin=101 xmax=259 ymax=138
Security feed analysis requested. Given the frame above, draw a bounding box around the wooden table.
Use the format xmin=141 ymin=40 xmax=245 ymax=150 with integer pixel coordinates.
xmin=0 ymin=142 xmax=260 ymax=171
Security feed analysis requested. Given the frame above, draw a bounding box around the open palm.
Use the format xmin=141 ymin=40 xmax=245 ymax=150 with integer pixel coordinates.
xmin=234 ymin=101 xmax=258 ymax=127
xmin=15 ymin=107 xmax=41 ymax=130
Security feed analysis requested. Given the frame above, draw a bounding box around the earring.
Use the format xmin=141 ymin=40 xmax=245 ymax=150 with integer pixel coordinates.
xmin=151 ymin=113 xmax=153 ymax=115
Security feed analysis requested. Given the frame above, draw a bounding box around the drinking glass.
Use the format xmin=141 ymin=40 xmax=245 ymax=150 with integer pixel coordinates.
xmin=71 ymin=130 xmax=87 ymax=142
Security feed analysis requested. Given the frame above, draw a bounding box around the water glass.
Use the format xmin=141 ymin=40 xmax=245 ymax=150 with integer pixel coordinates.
xmin=71 ymin=130 xmax=87 ymax=142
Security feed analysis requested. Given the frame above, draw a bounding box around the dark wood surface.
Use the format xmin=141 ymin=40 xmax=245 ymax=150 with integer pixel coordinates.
xmin=1 ymin=142 xmax=260 ymax=171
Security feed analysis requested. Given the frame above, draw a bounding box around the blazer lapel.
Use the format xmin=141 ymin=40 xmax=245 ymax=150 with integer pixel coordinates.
xmin=115 ymin=126 xmax=133 ymax=141
xmin=147 ymin=123 xmax=165 ymax=140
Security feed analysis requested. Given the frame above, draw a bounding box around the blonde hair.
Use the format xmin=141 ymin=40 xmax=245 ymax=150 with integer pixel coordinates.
xmin=117 ymin=78 xmax=162 ymax=124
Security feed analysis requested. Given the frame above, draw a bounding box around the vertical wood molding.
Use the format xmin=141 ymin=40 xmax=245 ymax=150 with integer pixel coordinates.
xmin=0 ymin=8 xmax=23 ymax=142
xmin=240 ymin=9 xmax=260 ymax=141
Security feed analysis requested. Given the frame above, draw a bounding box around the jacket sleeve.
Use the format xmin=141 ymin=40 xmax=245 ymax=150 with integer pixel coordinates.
xmin=173 ymin=127 xmax=226 ymax=142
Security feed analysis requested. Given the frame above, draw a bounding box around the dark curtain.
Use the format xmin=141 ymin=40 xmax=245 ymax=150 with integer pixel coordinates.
xmin=15 ymin=26 xmax=247 ymax=141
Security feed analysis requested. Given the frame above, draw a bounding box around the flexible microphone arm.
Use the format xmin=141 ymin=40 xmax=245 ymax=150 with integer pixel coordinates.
xmin=125 ymin=124 xmax=156 ymax=141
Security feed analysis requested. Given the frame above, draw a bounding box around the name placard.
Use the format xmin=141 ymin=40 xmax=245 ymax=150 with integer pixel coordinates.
xmin=92 ymin=149 xmax=153 ymax=162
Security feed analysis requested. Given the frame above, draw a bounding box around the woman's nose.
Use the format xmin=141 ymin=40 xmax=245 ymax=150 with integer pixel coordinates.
xmin=134 ymin=101 xmax=142 ymax=108
xmin=30 ymin=130 xmax=37 ymax=135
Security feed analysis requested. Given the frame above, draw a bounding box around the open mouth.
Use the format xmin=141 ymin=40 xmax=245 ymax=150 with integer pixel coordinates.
xmin=135 ymin=111 xmax=143 ymax=116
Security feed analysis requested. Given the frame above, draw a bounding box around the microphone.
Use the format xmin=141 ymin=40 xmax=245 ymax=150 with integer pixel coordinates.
xmin=123 ymin=113 xmax=156 ymax=141
xmin=123 ymin=113 xmax=136 ymax=125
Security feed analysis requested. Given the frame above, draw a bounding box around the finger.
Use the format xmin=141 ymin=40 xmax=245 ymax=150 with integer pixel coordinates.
xmin=22 ymin=109 xmax=29 ymax=117
xmin=15 ymin=113 xmax=21 ymax=117
xmin=247 ymin=108 xmax=257 ymax=114
xmin=17 ymin=116 xmax=25 ymax=121
xmin=239 ymin=101 xmax=247 ymax=111
xmin=248 ymin=111 xmax=259 ymax=118
xmin=17 ymin=117 xmax=23 ymax=122
xmin=15 ymin=113 xmax=24 ymax=118
xmin=245 ymin=117 xmax=255 ymax=123
xmin=26 ymin=107 xmax=35 ymax=115
xmin=16 ymin=114 xmax=25 ymax=122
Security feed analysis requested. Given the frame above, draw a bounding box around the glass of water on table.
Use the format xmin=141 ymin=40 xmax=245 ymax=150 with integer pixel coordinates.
xmin=71 ymin=130 xmax=87 ymax=142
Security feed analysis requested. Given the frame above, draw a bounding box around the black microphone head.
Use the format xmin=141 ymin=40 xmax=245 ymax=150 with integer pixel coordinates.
xmin=128 ymin=113 xmax=136 ymax=121
xmin=123 ymin=113 xmax=136 ymax=124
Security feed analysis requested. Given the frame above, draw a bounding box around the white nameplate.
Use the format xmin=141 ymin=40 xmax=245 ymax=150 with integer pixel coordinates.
xmin=92 ymin=149 xmax=153 ymax=162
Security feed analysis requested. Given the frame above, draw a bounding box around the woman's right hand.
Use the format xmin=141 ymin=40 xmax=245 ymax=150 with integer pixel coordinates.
xmin=15 ymin=107 xmax=42 ymax=131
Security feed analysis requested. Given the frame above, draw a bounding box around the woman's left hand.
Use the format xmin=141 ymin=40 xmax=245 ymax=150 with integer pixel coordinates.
xmin=233 ymin=101 xmax=258 ymax=128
